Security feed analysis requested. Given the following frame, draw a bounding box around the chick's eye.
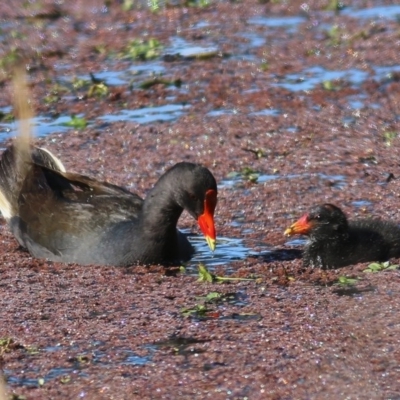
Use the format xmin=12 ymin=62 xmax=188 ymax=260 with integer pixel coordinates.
xmin=188 ymin=193 xmax=197 ymax=200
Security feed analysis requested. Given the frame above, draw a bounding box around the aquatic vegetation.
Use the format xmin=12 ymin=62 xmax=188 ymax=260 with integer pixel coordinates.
xmin=62 ymin=115 xmax=87 ymax=129
xmin=197 ymin=264 xmax=255 ymax=283
xmin=121 ymin=38 xmax=162 ymax=61
xmin=337 ymin=276 xmax=359 ymax=286
xmin=383 ymin=131 xmax=398 ymax=146
xmin=363 ymin=261 xmax=399 ymax=273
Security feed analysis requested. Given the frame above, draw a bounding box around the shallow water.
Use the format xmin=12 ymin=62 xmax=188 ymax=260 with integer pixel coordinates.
xmin=342 ymin=4 xmax=400 ymax=19
xmin=99 ymin=104 xmax=190 ymax=124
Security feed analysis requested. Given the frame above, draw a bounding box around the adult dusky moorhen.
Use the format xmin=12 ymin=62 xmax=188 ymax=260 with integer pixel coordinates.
xmin=0 ymin=144 xmax=218 ymax=266
xmin=284 ymin=203 xmax=400 ymax=269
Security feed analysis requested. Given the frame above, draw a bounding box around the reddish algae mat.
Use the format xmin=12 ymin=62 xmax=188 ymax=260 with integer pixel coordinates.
xmin=1 ymin=0 xmax=400 ymax=399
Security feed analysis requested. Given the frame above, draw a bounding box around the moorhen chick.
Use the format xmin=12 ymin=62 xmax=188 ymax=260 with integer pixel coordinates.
xmin=0 ymin=144 xmax=218 ymax=266
xmin=284 ymin=203 xmax=400 ymax=268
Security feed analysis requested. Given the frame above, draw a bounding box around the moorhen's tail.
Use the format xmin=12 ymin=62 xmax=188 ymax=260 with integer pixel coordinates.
xmin=0 ymin=145 xmax=66 ymax=221
xmin=0 ymin=67 xmax=66 ymax=222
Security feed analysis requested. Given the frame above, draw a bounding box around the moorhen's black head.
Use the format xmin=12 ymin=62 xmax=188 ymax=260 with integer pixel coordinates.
xmin=159 ymin=162 xmax=218 ymax=250
xmin=285 ymin=203 xmax=349 ymax=240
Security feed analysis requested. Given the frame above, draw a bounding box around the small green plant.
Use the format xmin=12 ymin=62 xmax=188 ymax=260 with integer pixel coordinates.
xmin=383 ymin=131 xmax=397 ymax=146
xmin=197 ymin=264 xmax=255 ymax=283
xmin=0 ymin=48 xmax=21 ymax=71
xmin=322 ymin=80 xmax=340 ymax=91
xmin=71 ymin=76 xmax=89 ymax=90
xmin=139 ymin=77 xmax=182 ymax=90
xmin=60 ymin=375 xmax=71 ymax=384
xmin=10 ymin=394 xmax=27 ymax=400
xmin=0 ymin=337 xmax=14 ymax=354
xmin=326 ymin=24 xmax=342 ymax=46
xmin=0 ymin=111 xmax=14 ymax=122
xmin=181 ymin=304 xmax=210 ymax=318
xmin=242 ymin=147 xmax=267 ymax=159
xmin=25 ymin=345 xmax=40 ymax=355
xmin=325 ymin=0 xmax=345 ymax=12
xmin=181 ymin=291 xmax=224 ymax=318
xmin=363 ymin=261 xmax=399 ymax=273
xmin=87 ymin=81 xmax=108 ymax=97
xmin=121 ymin=0 xmax=134 ymax=11
xmin=43 ymin=83 xmax=68 ymax=104
xmin=337 ymin=276 xmax=358 ymax=286
xmin=188 ymin=0 xmax=211 ymax=7
xmin=63 ymin=115 xmax=87 ymax=130
xmin=242 ymin=167 xmax=259 ymax=183
xmin=203 ymin=291 xmax=222 ymax=302
xmin=121 ymin=38 xmax=162 ymax=61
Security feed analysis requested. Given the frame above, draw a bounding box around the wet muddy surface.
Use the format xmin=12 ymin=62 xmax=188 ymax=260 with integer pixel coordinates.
xmin=1 ymin=0 xmax=400 ymax=398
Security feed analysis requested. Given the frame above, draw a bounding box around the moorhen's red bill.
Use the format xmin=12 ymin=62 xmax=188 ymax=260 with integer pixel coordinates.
xmin=285 ymin=203 xmax=400 ymax=269
xmin=0 ymin=145 xmax=218 ymax=266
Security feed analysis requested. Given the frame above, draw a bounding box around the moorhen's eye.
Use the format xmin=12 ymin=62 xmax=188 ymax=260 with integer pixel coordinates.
xmin=188 ymin=193 xmax=197 ymax=200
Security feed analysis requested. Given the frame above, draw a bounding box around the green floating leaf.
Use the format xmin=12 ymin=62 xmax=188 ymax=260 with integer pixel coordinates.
xmin=87 ymin=82 xmax=108 ymax=98
xmin=121 ymin=38 xmax=162 ymax=61
xmin=60 ymin=375 xmax=71 ymax=384
xmin=198 ymin=264 xmax=214 ymax=283
xmin=0 ymin=111 xmax=15 ymax=122
xmin=363 ymin=261 xmax=399 ymax=273
xmin=197 ymin=264 xmax=256 ymax=284
xmin=181 ymin=304 xmax=209 ymax=318
xmin=63 ymin=115 xmax=87 ymax=130
xmin=71 ymin=77 xmax=89 ymax=90
xmin=204 ymin=291 xmax=222 ymax=302
xmin=337 ymin=276 xmax=358 ymax=286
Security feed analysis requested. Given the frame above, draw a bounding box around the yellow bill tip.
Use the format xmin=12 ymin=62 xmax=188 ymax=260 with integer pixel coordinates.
xmin=206 ymin=236 xmax=216 ymax=252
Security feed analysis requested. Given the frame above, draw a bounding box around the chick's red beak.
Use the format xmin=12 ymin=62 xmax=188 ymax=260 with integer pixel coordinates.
xmin=284 ymin=213 xmax=312 ymax=236
xmin=198 ymin=189 xmax=217 ymax=251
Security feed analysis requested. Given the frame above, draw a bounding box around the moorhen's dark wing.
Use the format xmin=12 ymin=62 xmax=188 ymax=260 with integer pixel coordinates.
xmin=11 ymin=162 xmax=147 ymax=265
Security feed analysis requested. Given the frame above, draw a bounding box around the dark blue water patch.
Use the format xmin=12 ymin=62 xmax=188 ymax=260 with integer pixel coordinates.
xmin=373 ymin=65 xmax=400 ymax=81
xmin=6 ymin=342 xmax=153 ymax=388
xmin=342 ymin=115 xmax=356 ymax=127
xmin=43 ymin=345 xmax=63 ymax=352
xmin=348 ymin=99 xmax=364 ymax=109
xmin=220 ymin=172 xmax=346 ymax=189
xmin=120 ymin=349 xmax=151 ymax=366
xmin=207 ymin=109 xmax=239 ymax=117
xmin=219 ymin=173 xmax=280 ymax=188
xmin=193 ymin=20 xmax=211 ymax=29
xmin=285 ymin=238 xmax=307 ymax=247
xmin=276 ymin=64 xmax=400 ymax=93
xmin=258 ymin=174 xmax=281 ymax=183
xmin=249 ymin=108 xmax=281 ymax=117
xmin=352 ymin=200 xmax=372 ymax=208
xmin=5 ymin=367 xmax=77 ymax=388
xmin=286 ymin=126 xmax=299 ymax=133
xmin=342 ymin=5 xmax=400 ymax=20
xmin=98 ymin=104 xmax=190 ymax=124
xmin=0 ymin=113 xmax=85 ymax=141
xmin=275 ymin=66 xmax=367 ymax=92
xmin=165 ymin=36 xmax=219 ymax=59
xmin=237 ymin=32 xmax=266 ymax=48
xmin=188 ymin=235 xmax=251 ymax=271
xmin=61 ymin=63 xmax=165 ymax=87
xmin=248 ymin=15 xmax=306 ymax=32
